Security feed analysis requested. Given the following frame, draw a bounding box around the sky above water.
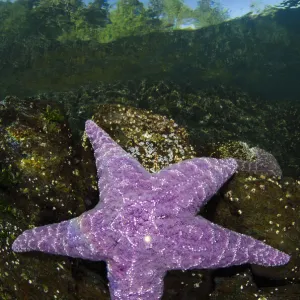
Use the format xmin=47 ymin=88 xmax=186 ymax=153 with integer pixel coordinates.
xmin=84 ymin=0 xmax=283 ymax=18
xmin=214 ymin=0 xmax=282 ymax=18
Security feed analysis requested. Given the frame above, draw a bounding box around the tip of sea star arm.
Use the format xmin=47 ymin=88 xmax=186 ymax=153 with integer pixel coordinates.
xmin=215 ymin=224 xmax=291 ymax=268
xmin=85 ymin=120 xmax=104 ymax=140
xmin=84 ymin=119 xmax=127 ymax=158
xmin=85 ymin=120 xmax=101 ymax=135
xmin=219 ymin=228 xmax=291 ymax=268
xmin=12 ymin=234 xmax=28 ymax=252
xmin=85 ymin=119 xmax=94 ymax=129
xmin=168 ymin=219 xmax=290 ymax=271
xmin=11 ymin=214 xmax=111 ymax=261
xmin=11 ymin=223 xmax=64 ymax=253
xmin=85 ymin=119 xmax=150 ymax=189
xmin=248 ymin=241 xmax=290 ymax=267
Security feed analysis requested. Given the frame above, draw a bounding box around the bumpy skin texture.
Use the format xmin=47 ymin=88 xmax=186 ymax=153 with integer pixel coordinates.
xmin=12 ymin=120 xmax=290 ymax=300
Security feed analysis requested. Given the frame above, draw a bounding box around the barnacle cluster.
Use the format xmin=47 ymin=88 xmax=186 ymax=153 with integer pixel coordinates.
xmin=82 ymin=103 xmax=196 ymax=173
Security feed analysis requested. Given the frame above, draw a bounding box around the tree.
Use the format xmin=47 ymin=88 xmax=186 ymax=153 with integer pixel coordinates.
xmin=147 ymin=0 xmax=164 ymax=19
xmin=98 ymin=0 xmax=152 ymax=42
xmin=0 ymin=1 xmax=36 ymax=72
xmin=0 ymin=1 xmax=30 ymax=35
xmin=145 ymin=0 xmax=164 ymax=28
xmin=279 ymin=0 xmax=300 ymax=8
xmin=16 ymin=0 xmax=41 ymax=10
xmin=192 ymin=0 xmax=229 ymax=29
xmin=25 ymin=0 xmax=108 ymax=42
xmin=158 ymin=0 xmax=194 ymax=29
xmin=199 ymin=0 xmax=210 ymax=12
xmin=83 ymin=0 xmax=110 ymax=27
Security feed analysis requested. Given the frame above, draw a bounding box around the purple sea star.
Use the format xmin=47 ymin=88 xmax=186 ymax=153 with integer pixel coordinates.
xmin=12 ymin=120 xmax=290 ymax=299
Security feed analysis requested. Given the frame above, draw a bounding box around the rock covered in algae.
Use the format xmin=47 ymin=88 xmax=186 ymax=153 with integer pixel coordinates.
xmin=37 ymin=80 xmax=300 ymax=178
xmin=0 ymin=96 xmax=86 ymax=221
xmin=0 ymin=96 xmax=108 ymax=300
xmin=82 ymin=103 xmax=196 ymax=172
xmin=80 ymin=103 xmax=299 ymax=299
xmin=205 ymin=141 xmax=299 ymax=298
xmin=209 ymin=141 xmax=282 ymax=177
xmin=213 ymin=173 xmax=299 ymax=283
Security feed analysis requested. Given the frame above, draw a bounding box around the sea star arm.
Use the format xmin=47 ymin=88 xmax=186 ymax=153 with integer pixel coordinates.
xmin=85 ymin=120 xmax=151 ymax=208
xmin=162 ymin=217 xmax=290 ymax=270
xmin=107 ymin=260 xmax=166 ymax=300
xmin=154 ymin=157 xmax=237 ymax=214
xmin=11 ymin=211 xmax=110 ymax=261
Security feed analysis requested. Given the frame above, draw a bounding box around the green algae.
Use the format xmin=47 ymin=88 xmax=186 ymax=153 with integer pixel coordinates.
xmin=209 ymin=141 xmax=258 ymax=161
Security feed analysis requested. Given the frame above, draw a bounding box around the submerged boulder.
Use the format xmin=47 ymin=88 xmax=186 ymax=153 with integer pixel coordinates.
xmin=0 ymin=95 xmax=298 ymax=299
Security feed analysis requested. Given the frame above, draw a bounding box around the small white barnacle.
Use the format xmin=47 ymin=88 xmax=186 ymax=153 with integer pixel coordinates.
xmin=144 ymin=235 xmax=152 ymax=243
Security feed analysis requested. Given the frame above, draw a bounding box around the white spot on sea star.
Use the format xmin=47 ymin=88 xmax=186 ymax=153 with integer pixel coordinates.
xmin=144 ymin=235 xmax=152 ymax=243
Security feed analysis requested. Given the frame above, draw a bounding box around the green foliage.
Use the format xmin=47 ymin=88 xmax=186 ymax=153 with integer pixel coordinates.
xmin=279 ymin=0 xmax=300 ymax=8
xmin=147 ymin=0 xmax=164 ymax=19
xmin=192 ymin=0 xmax=229 ymax=28
xmin=98 ymin=0 xmax=155 ymax=42
xmin=83 ymin=0 xmax=109 ymax=27
xmin=0 ymin=1 xmax=36 ymax=72
xmin=0 ymin=0 xmax=112 ymax=76
xmin=29 ymin=0 xmax=105 ymax=42
xmin=161 ymin=0 xmax=194 ymax=28
xmin=0 ymin=0 xmax=229 ymax=54
xmin=0 ymin=1 xmax=30 ymax=37
xmin=0 ymin=0 xmax=230 ymax=94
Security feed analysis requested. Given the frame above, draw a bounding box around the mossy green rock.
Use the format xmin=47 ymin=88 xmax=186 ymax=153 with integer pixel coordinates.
xmin=0 ymin=96 xmax=105 ymax=300
xmin=214 ymin=173 xmax=300 ymax=281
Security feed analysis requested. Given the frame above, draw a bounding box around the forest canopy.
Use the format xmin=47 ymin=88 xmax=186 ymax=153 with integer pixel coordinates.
xmin=0 ymin=0 xmax=229 ymax=44
xmin=0 ymin=0 xmax=294 ymax=97
xmin=279 ymin=0 xmax=300 ymax=8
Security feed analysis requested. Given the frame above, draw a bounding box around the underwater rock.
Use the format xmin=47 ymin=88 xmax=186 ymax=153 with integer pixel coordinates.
xmin=89 ymin=103 xmax=196 ymax=173
xmin=0 ymin=95 xmax=86 ymax=220
xmin=0 ymin=96 xmax=106 ymax=300
xmin=210 ymin=141 xmax=282 ymax=177
xmin=213 ymin=173 xmax=299 ymax=283
xmin=36 ymin=81 xmax=300 ymax=178
xmin=1 ymin=96 xmax=298 ymax=299
xmin=209 ymin=268 xmax=259 ymax=299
